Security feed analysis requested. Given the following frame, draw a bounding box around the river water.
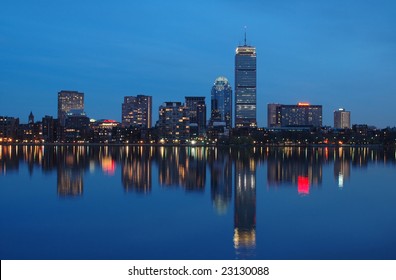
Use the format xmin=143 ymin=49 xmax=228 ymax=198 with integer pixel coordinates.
xmin=1 ymin=145 xmax=395 ymax=259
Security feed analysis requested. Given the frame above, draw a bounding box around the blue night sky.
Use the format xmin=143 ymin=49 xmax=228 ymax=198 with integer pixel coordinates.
xmin=1 ymin=0 xmax=395 ymax=127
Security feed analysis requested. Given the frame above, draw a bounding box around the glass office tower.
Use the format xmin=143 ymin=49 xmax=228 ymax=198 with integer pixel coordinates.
xmin=210 ymin=76 xmax=232 ymax=129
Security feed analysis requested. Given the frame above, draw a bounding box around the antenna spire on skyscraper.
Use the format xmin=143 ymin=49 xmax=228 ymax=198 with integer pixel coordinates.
xmin=244 ymin=26 xmax=247 ymax=46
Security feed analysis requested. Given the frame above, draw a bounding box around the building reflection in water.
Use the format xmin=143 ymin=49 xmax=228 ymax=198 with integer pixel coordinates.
xmin=156 ymin=146 xmax=206 ymax=191
xmin=184 ymin=147 xmax=206 ymax=191
xmin=297 ymin=176 xmax=310 ymax=195
xmin=99 ymin=146 xmax=117 ymax=176
xmin=334 ymin=147 xmax=351 ymax=188
xmin=57 ymin=168 xmax=83 ymax=197
xmin=101 ymin=156 xmax=116 ymax=176
xmin=233 ymin=149 xmax=256 ymax=259
xmin=157 ymin=147 xmax=184 ymax=187
xmin=1 ymin=145 xmax=395 ymax=197
xmin=208 ymin=148 xmax=232 ymax=215
xmin=0 ymin=145 xmax=19 ymax=175
xmin=23 ymin=145 xmax=44 ymax=176
xmin=121 ymin=146 xmax=152 ymax=193
xmin=1 ymin=144 xmax=396 ymax=258
xmin=267 ymin=147 xmax=323 ymax=195
xmin=57 ymin=146 xmax=86 ymax=197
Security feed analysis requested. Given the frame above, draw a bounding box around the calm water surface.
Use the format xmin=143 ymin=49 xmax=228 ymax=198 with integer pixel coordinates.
xmin=1 ymin=145 xmax=396 ymax=260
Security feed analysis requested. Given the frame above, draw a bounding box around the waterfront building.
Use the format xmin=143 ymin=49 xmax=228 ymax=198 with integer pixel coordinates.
xmin=185 ymin=96 xmax=206 ymax=136
xmin=122 ymin=95 xmax=152 ymax=128
xmin=334 ymin=108 xmax=351 ymax=129
xmin=157 ymin=102 xmax=190 ymax=142
xmin=267 ymin=102 xmax=322 ymax=128
xmin=64 ymin=110 xmax=90 ymax=143
xmin=267 ymin=103 xmax=281 ymax=128
xmin=90 ymin=119 xmax=120 ymax=143
xmin=0 ymin=116 xmax=19 ymax=142
xmin=280 ymin=103 xmax=322 ymax=127
xmin=268 ymin=103 xmax=322 ymax=128
xmin=24 ymin=111 xmax=41 ymax=142
xmin=210 ymin=76 xmax=233 ymax=129
xmin=206 ymin=121 xmax=230 ymax=142
xmin=58 ymin=90 xmax=84 ymax=126
xmin=235 ymin=36 xmax=257 ymax=128
xmin=42 ymin=115 xmax=57 ymax=143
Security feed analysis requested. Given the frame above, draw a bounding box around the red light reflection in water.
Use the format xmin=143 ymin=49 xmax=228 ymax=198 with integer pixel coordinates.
xmin=102 ymin=157 xmax=116 ymax=176
xmin=298 ymin=176 xmax=310 ymax=195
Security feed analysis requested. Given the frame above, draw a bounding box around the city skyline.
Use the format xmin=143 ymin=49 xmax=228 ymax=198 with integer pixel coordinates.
xmin=0 ymin=84 xmax=392 ymax=130
xmin=1 ymin=1 xmax=396 ymax=127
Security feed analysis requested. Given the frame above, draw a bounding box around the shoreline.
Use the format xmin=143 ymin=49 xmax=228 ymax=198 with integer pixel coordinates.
xmin=0 ymin=143 xmax=393 ymax=148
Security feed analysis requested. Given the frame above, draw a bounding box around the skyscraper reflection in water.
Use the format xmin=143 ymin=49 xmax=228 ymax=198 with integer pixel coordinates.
xmin=1 ymin=145 xmax=396 ymax=259
xmin=208 ymin=148 xmax=232 ymax=215
xmin=233 ymin=149 xmax=256 ymax=259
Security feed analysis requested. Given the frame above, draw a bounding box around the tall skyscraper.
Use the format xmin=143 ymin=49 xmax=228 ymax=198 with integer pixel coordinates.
xmin=235 ymin=35 xmax=257 ymax=128
xmin=185 ymin=96 xmax=206 ymax=136
xmin=210 ymin=76 xmax=232 ymax=129
xmin=122 ymin=95 xmax=152 ymax=128
xmin=334 ymin=108 xmax=351 ymax=129
xmin=58 ymin=90 xmax=84 ymax=126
